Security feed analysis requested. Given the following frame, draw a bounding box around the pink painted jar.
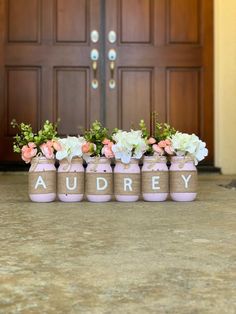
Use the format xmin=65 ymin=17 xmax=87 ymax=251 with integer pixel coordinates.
xmin=85 ymin=157 xmax=113 ymax=202
xmin=142 ymin=156 xmax=169 ymax=202
xmin=57 ymin=158 xmax=84 ymax=202
xmin=28 ymin=157 xmax=56 ymax=202
xmin=114 ymin=158 xmax=140 ymax=202
xmin=170 ymin=156 xmax=197 ymax=202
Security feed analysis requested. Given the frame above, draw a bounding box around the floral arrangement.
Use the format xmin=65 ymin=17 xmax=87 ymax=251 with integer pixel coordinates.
xmin=83 ymin=121 xmax=114 ymax=160
xmin=111 ymin=129 xmax=148 ymax=164
xmin=169 ymin=132 xmax=208 ymax=165
xmin=139 ymin=119 xmax=176 ymax=156
xmin=11 ymin=118 xmax=208 ymax=166
xmin=56 ymin=136 xmax=86 ymax=162
xmin=11 ymin=120 xmax=60 ymax=163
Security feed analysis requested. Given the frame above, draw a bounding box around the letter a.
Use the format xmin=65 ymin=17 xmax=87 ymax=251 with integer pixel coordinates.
xmin=181 ymin=174 xmax=192 ymax=189
xmin=124 ymin=178 xmax=132 ymax=191
xmin=35 ymin=175 xmax=47 ymax=190
xmin=152 ymin=176 xmax=160 ymax=190
xmin=66 ymin=177 xmax=77 ymax=191
xmin=97 ymin=177 xmax=108 ymax=191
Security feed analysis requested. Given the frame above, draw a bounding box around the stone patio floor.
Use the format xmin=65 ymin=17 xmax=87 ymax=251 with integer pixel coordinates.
xmin=0 ymin=173 xmax=236 ymax=314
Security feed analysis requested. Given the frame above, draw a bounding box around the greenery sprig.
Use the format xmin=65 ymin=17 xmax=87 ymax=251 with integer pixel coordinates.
xmin=84 ymin=121 xmax=110 ymax=156
xmin=11 ymin=119 xmax=58 ymax=153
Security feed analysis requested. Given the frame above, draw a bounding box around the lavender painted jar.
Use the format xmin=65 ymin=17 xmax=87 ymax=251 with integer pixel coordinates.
xmin=142 ymin=156 xmax=169 ymax=202
xmin=29 ymin=157 xmax=56 ymax=202
xmin=57 ymin=158 xmax=84 ymax=202
xmin=114 ymin=158 xmax=140 ymax=202
xmin=170 ymin=156 xmax=197 ymax=202
xmin=85 ymin=157 xmax=113 ymax=202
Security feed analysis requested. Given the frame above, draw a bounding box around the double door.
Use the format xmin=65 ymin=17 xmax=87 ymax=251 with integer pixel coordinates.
xmin=0 ymin=0 xmax=213 ymax=163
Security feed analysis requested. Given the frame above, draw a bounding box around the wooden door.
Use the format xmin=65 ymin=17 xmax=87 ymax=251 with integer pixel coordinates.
xmin=105 ymin=0 xmax=214 ymax=163
xmin=0 ymin=0 xmax=214 ymax=164
xmin=0 ymin=0 xmax=102 ymax=162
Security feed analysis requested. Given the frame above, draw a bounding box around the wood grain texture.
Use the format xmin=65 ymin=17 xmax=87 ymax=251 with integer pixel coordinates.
xmin=55 ymin=0 xmax=87 ymax=43
xmin=120 ymin=0 xmax=152 ymax=43
xmin=8 ymin=0 xmax=40 ymax=42
xmin=168 ymin=0 xmax=200 ymax=44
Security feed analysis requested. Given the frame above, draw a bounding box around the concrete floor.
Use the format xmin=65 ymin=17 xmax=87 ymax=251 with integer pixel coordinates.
xmin=0 ymin=173 xmax=236 ymax=314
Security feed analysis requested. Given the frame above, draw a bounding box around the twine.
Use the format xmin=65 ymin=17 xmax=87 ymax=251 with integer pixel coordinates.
xmin=88 ymin=157 xmax=109 ymax=172
xmin=116 ymin=159 xmax=139 ymax=170
xmin=170 ymin=170 xmax=197 ymax=193
xmin=114 ymin=173 xmax=140 ymax=195
xmin=28 ymin=171 xmax=56 ymax=195
xmin=60 ymin=157 xmax=83 ymax=172
xmin=144 ymin=156 xmax=167 ymax=170
xmin=30 ymin=155 xmax=55 ymax=172
xmin=171 ymin=156 xmax=194 ymax=169
xmin=86 ymin=173 xmax=113 ymax=195
xmin=142 ymin=171 xmax=169 ymax=194
xmin=57 ymin=172 xmax=84 ymax=194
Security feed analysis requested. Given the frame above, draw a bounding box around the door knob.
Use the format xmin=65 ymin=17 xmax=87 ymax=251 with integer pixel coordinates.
xmin=90 ymin=49 xmax=99 ymax=61
xmin=90 ymin=49 xmax=99 ymax=89
xmin=108 ymin=50 xmax=117 ymax=89
xmin=108 ymin=31 xmax=117 ymax=44
xmin=108 ymin=49 xmax=117 ymax=61
xmin=90 ymin=30 xmax=99 ymax=43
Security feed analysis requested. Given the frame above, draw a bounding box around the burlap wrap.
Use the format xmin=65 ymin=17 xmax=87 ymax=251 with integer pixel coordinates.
xmin=57 ymin=172 xmax=84 ymax=194
xmin=170 ymin=170 xmax=197 ymax=193
xmin=142 ymin=171 xmax=169 ymax=193
xmin=28 ymin=171 xmax=56 ymax=194
xmin=114 ymin=173 xmax=140 ymax=195
xmin=86 ymin=173 xmax=113 ymax=195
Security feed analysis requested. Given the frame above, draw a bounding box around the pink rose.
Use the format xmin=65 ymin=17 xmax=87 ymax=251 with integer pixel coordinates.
xmin=46 ymin=140 xmax=53 ymax=147
xmin=164 ymin=139 xmax=171 ymax=146
xmin=107 ymin=141 xmax=113 ymax=149
xmin=147 ymin=137 xmax=156 ymax=145
xmin=102 ymin=138 xmax=110 ymax=145
xmin=21 ymin=144 xmax=37 ymax=163
xmin=164 ymin=145 xmax=174 ymax=155
xmin=52 ymin=140 xmax=62 ymax=151
xmin=158 ymin=140 xmax=167 ymax=148
xmin=152 ymin=144 xmax=164 ymax=156
xmin=28 ymin=142 xmax=36 ymax=149
xmin=102 ymin=145 xmax=114 ymax=159
xmin=40 ymin=143 xmax=54 ymax=159
xmin=82 ymin=142 xmax=90 ymax=153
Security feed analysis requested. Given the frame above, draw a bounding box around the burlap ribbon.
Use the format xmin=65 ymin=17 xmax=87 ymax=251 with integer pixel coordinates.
xmin=86 ymin=173 xmax=113 ymax=195
xmin=28 ymin=171 xmax=56 ymax=194
xmin=114 ymin=173 xmax=140 ymax=195
xmin=57 ymin=172 xmax=84 ymax=194
xmin=142 ymin=171 xmax=169 ymax=194
xmin=170 ymin=170 xmax=197 ymax=193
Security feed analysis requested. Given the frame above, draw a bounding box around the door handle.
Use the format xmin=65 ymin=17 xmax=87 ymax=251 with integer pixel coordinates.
xmin=90 ymin=49 xmax=99 ymax=89
xmin=108 ymin=49 xmax=117 ymax=89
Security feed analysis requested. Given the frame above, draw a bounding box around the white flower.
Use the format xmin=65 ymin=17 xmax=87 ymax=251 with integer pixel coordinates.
xmin=56 ymin=136 xmax=86 ymax=162
xmin=112 ymin=130 xmax=148 ymax=164
xmin=170 ymin=132 xmax=208 ymax=165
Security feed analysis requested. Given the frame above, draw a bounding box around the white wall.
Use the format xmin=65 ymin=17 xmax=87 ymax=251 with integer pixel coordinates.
xmin=215 ymin=0 xmax=236 ymax=174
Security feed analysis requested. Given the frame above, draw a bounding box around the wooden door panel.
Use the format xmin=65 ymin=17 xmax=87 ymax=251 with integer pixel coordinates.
xmin=55 ymin=67 xmax=89 ymax=136
xmin=119 ymin=68 xmax=153 ymax=130
xmin=56 ymin=0 xmax=88 ymax=43
xmin=8 ymin=0 xmax=40 ymax=43
xmin=6 ymin=67 xmax=40 ymax=136
xmin=167 ymin=68 xmax=200 ymax=134
xmin=120 ymin=0 xmax=152 ymax=44
xmin=168 ymin=0 xmax=200 ymax=44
